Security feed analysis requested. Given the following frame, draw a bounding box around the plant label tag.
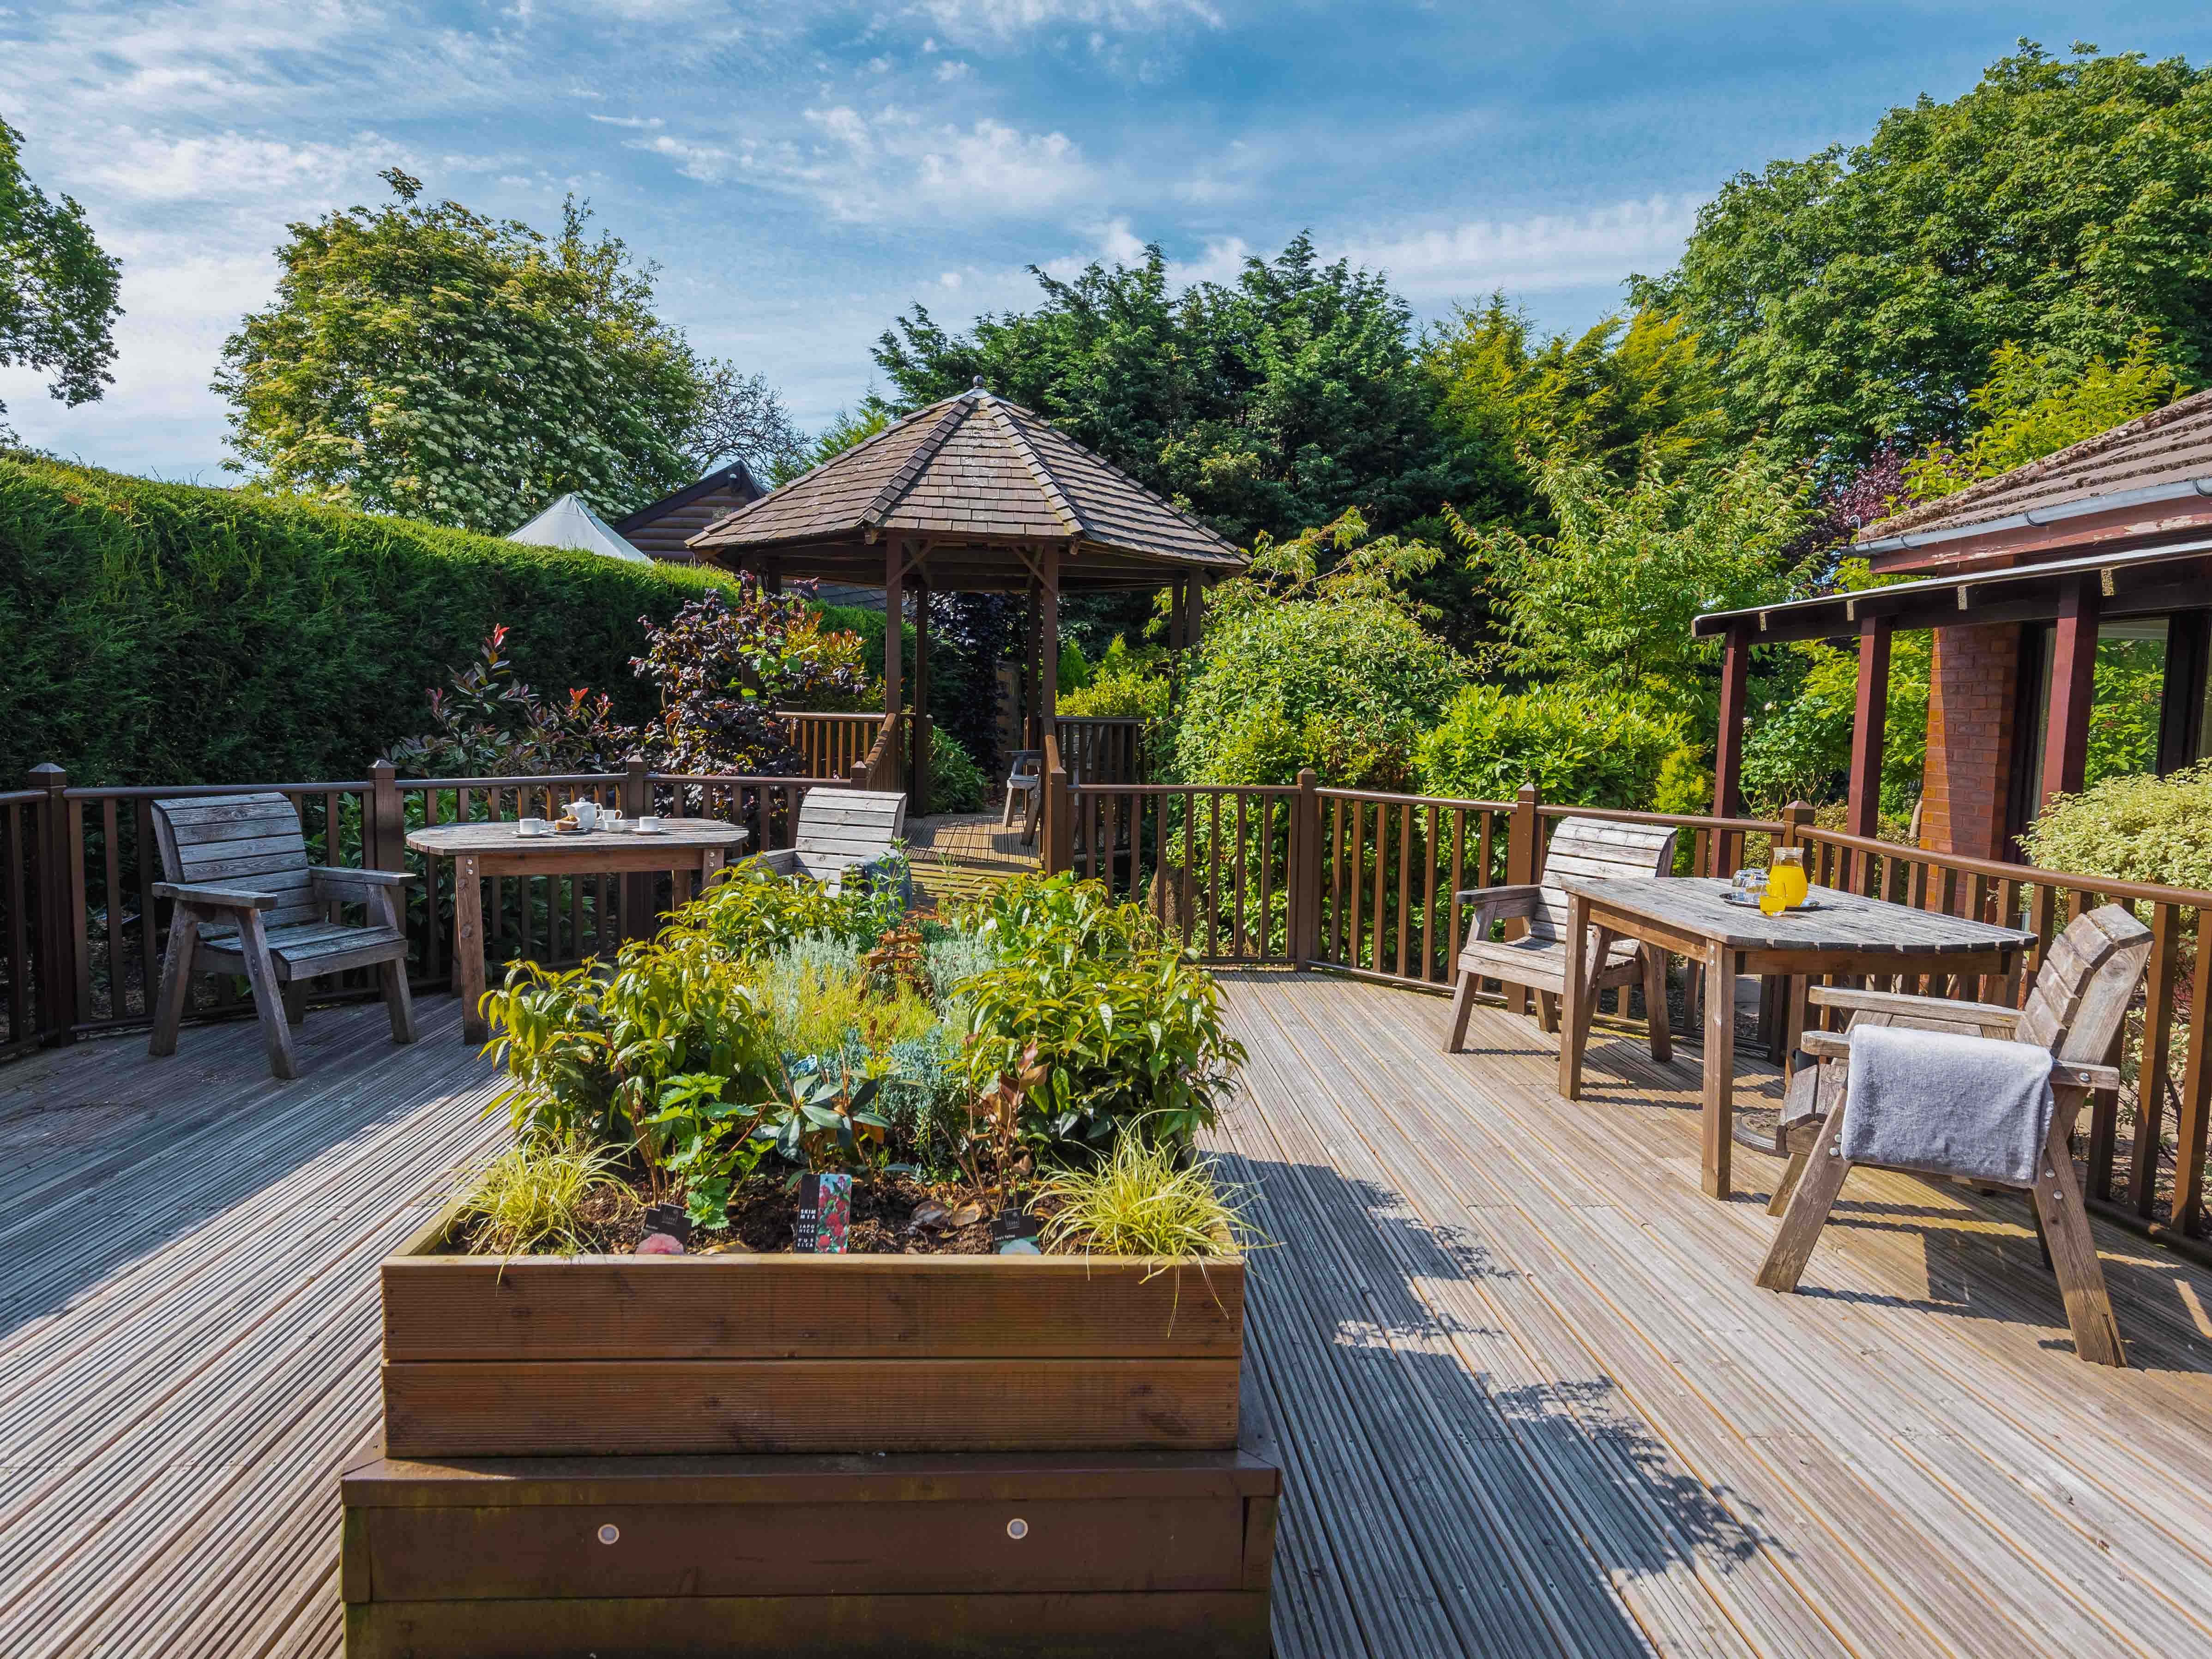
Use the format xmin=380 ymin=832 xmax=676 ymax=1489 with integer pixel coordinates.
xmin=642 ymin=1202 xmax=690 ymax=1247
xmin=990 ymin=1205 xmax=1040 ymax=1243
xmin=795 ymin=1173 xmax=852 ymax=1253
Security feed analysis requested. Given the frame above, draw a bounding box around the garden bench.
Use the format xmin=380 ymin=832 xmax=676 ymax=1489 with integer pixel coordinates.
xmin=1445 ymin=817 xmax=1678 ymax=1057
xmin=747 ymin=787 xmax=908 ymax=894
xmin=1755 ymin=903 xmax=2152 ymax=1367
xmin=147 ymin=793 xmax=416 ymax=1080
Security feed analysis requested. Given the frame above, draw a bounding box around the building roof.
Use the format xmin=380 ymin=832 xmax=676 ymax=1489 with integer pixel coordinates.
xmin=613 ymin=461 xmax=763 ymax=563
xmin=687 ymin=383 xmax=1246 ymax=591
xmin=506 ymin=493 xmax=647 ymax=563
xmin=1856 ymin=386 xmax=2212 ymax=554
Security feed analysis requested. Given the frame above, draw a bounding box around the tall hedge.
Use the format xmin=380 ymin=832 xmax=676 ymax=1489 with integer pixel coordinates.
xmin=0 ymin=453 xmax=733 ymax=786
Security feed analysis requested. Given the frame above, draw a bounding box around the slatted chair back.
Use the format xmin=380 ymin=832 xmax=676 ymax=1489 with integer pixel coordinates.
xmin=1530 ymin=819 xmax=1680 ymax=942
xmin=2013 ymin=905 xmax=2154 ymax=1064
xmin=794 ymin=789 xmax=907 ymax=864
xmin=151 ymin=794 xmax=321 ymax=928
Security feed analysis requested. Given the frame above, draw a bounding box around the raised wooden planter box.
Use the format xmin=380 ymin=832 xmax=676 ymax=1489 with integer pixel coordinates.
xmin=380 ymin=1212 xmax=1248 ymax=1459
xmin=361 ymin=1216 xmax=1272 ymax=1655
xmin=341 ymin=1446 xmax=1279 ymax=1659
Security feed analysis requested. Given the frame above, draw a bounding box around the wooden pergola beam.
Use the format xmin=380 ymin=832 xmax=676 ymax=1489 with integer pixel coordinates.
xmin=2041 ymin=574 xmax=2100 ymax=807
xmin=1712 ymin=625 xmax=1750 ymax=820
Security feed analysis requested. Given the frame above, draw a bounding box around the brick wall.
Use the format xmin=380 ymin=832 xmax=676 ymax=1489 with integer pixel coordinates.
xmin=1920 ymin=623 xmax=2023 ymax=859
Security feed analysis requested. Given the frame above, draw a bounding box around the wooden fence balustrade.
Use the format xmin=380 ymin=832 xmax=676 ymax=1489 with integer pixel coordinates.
xmin=2 ymin=762 xmax=840 ymax=1049
xmin=1052 ymin=718 xmax=1145 ymax=788
xmin=10 ymin=757 xmax=2207 ymax=1243
xmin=779 ymin=711 xmax=897 ymax=783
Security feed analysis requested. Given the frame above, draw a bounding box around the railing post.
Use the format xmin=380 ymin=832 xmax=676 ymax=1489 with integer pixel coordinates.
xmin=28 ymin=764 xmax=76 ymax=1044
xmin=622 ymin=759 xmax=652 ymax=942
xmin=1043 ymin=763 xmax=1072 ymax=875
xmin=1291 ymin=768 xmax=1321 ymax=967
xmin=1504 ymin=784 xmax=1538 ymax=1015
xmin=369 ymin=760 xmax=404 ymax=873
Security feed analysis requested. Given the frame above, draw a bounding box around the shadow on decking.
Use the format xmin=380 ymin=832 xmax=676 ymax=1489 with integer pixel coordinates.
xmin=0 ymin=1002 xmax=483 ymax=1344
xmin=1217 ymin=1148 xmax=1773 ymax=1659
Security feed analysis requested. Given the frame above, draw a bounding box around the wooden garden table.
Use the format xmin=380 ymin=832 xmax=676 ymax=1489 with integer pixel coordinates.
xmin=407 ymin=819 xmax=750 ymax=1044
xmin=1552 ymin=875 xmax=2036 ymax=1201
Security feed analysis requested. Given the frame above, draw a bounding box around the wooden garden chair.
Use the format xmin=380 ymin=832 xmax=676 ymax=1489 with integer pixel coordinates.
xmin=747 ymin=788 xmax=908 ymax=893
xmin=1755 ymin=904 xmax=2152 ymax=1368
xmin=1447 ymin=818 xmax=1679 ymax=1057
xmin=1001 ymin=749 xmax=1041 ymax=829
xmin=148 ymin=793 xmax=416 ymax=1080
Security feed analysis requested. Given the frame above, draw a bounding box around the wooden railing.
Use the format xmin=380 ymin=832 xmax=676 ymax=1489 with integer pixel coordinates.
xmin=1043 ymin=776 xmax=2212 ymax=1240
xmin=2 ymin=761 xmax=842 ymax=1047
xmin=779 ymin=711 xmax=892 ymax=782
xmin=1053 ymin=718 xmax=1145 ymax=787
xmin=850 ymin=712 xmax=907 ymax=794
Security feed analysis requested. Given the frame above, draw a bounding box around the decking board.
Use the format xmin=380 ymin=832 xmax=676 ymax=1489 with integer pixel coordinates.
xmin=1 ymin=972 xmax=2210 ymax=1656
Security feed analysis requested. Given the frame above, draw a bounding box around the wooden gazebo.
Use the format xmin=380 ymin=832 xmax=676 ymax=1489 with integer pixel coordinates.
xmin=687 ymin=380 xmax=1245 ymax=820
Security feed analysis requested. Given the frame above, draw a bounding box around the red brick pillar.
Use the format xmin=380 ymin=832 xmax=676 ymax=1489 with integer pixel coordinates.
xmin=1920 ymin=623 xmax=2021 ymax=861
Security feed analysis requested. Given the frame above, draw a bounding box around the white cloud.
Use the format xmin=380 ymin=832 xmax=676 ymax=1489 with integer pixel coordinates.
xmin=934 ymin=59 xmax=972 ymax=81
xmin=587 ymin=113 xmax=664 ymax=130
xmin=939 ymin=270 xmax=964 ymax=288
xmin=631 ymin=133 xmax=742 ymax=183
xmin=910 ymin=0 xmax=1222 ymax=40
xmin=70 ymin=129 xmax=368 ymax=204
xmin=1338 ymin=196 xmax=1702 ymax=302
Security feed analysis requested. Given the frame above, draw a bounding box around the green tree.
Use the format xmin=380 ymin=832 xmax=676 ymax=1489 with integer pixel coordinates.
xmin=1446 ymin=446 xmax=1809 ymax=730
xmin=1423 ymin=296 xmax=1724 ymax=483
xmin=870 ymin=233 xmax=1481 ymax=549
xmin=217 ymin=170 xmax=726 ymax=532
xmin=0 ymin=115 xmax=122 ymax=442
xmin=773 ymin=402 xmax=893 ymax=485
xmin=1634 ymin=43 xmax=2212 ymax=467
xmin=1903 ymin=333 xmax=2189 ymax=501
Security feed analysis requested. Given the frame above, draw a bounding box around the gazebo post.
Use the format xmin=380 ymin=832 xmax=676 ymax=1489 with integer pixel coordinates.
xmin=1711 ymin=624 xmax=1749 ymax=829
xmin=1189 ymin=574 xmax=1206 ymax=652
xmin=882 ymin=537 xmax=903 ymax=782
xmin=761 ymin=557 xmax=782 ymax=596
xmin=1040 ymin=544 xmax=1065 ymax=869
xmin=1024 ymin=574 xmax=1043 ymax=748
xmin=913 ymin=575 xmax=931 ymax=817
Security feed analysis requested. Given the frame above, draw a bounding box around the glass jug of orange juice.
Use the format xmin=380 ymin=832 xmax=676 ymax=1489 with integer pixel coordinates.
xmin=1760 ymin=846 xmax=1808 ymax=916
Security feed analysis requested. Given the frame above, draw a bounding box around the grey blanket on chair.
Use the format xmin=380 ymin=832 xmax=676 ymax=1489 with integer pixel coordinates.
xmin=1840 ymin=1025 xmax=2055 ymax=1187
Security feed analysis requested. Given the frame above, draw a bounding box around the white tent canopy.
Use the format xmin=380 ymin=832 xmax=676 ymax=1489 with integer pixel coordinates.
xmin=507 ymin=493 xmax=647 ymax=562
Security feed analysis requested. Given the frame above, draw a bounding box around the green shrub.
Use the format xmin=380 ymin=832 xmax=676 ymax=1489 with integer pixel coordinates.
xmin=1060 ymin=636 xmax=1170 ymax=723
xmin=924 ymin=728 xmax=988 ymax=813
xmin=1039 ymin=1132 xmax=1245 ymax=1262
xmin=1171 ymin=597 xmax=1463 ymax=788
xmin=454 ymin=1140 xmax=636 ymax=1256
xmin=1415 ymin=683 xmax=1686 ymax=808
xmin=2019 ymin=763 xmax=2212 ymax=891
xmin=0 ymin=452 xmax=738 ymax=784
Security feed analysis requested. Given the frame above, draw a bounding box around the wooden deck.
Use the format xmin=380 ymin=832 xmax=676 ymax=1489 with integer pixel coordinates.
xmin=3 ymin=972 xmax=2211 ymax=1655
xmin=905 ymin=810 xmax=1038 ymax=907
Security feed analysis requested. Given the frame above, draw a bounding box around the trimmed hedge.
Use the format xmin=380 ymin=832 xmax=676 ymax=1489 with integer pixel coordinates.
xmin=0 ymin=453 xmax=735 ymax=786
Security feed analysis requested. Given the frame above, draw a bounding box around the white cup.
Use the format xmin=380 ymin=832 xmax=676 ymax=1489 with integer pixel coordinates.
xmin=564 ymin=800 xmax=599 ymax=830
xmin=518 ymin=816 xmax=547 ymax=837
xmin=634 ymin=814 xmax=661 ymax=833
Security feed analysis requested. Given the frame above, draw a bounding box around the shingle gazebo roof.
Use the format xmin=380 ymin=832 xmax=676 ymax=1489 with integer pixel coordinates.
xmin=687 ymin=381 xmax=1246 ymax=591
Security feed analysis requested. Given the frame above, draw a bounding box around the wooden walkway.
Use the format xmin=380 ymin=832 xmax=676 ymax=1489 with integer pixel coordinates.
xmin=1211 ymin=971 xmax=2212 ymax=1659
xmin=905 ymin=810 xmax=1037 ymax=908
xmin=3 ymin=972 xmax=2211 ymax=1655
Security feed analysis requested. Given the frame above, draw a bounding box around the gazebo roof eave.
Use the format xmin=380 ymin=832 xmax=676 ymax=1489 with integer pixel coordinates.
xmin=685 ymin=526 xmax=1244 ymax=589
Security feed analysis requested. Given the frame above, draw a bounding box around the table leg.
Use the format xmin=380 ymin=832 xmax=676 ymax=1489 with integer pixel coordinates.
xmin=1702 ymin=941 xmax=1735 ymax=1199
xmin=1557 ymin=893 xmax=1592 ymax=1101
xmin=702 ymin=847 xmax=726 ymax=892
xmin=1782 ymin=975 xmax=1808 ymax=1079
xmin=454 ymin=854 xmax=488 ymax=1045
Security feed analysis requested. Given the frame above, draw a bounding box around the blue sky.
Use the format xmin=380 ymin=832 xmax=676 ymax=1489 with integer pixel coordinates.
xmin=4 ymin=2 xmax=2210 ymax=486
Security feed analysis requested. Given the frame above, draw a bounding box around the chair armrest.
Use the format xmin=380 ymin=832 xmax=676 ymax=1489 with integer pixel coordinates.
xmin=152 ymin=881 xmax=276 ymax=911
xmin=1801 ymin=1030 xmax=1851 ymax=1061
xmin=1454 ymin=883 xmax=1541 ymax=921
xmin=746 ymin=847 xmax=801 ymax=877
xmin=2054 ymin=1061 xmax=2122 ymax=1092
xmin=1808 ymin=984 xmax=2022 ymax=1034
xmin=310 ymin=865 xmax=417 ymax=893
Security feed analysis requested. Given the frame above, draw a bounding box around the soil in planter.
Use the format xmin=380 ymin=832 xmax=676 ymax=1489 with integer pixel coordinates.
xmin=446 ymin=1170 xmax=1064 ymax=1258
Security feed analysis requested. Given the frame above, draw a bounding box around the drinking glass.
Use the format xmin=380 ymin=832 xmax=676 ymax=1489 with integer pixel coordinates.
xmin=1761 ymin=847 xmax=1808 ymax=916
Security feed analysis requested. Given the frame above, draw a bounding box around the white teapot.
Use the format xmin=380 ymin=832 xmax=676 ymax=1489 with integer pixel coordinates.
xmin=562 ymin=799 xmax=600 ymax=831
